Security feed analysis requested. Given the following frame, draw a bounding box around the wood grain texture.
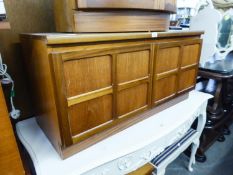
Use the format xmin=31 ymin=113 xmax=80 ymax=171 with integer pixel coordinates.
xmin=53 ymin=0 xmax=76 ymax=32
xmin=152 ymin=39 xmax=202 ymax=105
xmin=181 ymin=44 xmax=200 ymax=67
xmin=20 ymin=31 xmax=204 ymax=45
xmin=20 ymin=33 xmax=202 ymax=158
xmin=178 ymin=68 xmax=197 ymax=92
xmin=117 ymin=50 xmax=150 ymax=83
xmin=63 ymin=93 xmax=188 ymax=158
xmin=63 ymin=55 xmax=112 ymax=97
xmin=67 ymin=87 xmax=113 ymax=107
xmin=76 ymin=0 xmax=176 ymax=13
xmin=69 ymin=95 xmax=113 ymax=136
xmin=20 ymin=38 xmax=63 ymax=154
xmin=117 ymin=84 xmax=148 ymax=117
xmin=0 ymin=84 xmax=25 ymax=175
xmin=128 ymin=163 xmax=154 ymax=175
xmin=155 ymin=46 xmax=180 ymax=73
xmin=73 ymin=11 xmax=170 ymax=32
xmin=154 ymin=75 xmax=177 ymax=102
xmin=54 ymin=0 xmax=175 ymax=32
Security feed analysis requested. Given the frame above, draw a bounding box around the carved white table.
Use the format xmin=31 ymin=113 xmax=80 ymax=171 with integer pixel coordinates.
xmin=16 ymin=90 xmax=212 ymax=175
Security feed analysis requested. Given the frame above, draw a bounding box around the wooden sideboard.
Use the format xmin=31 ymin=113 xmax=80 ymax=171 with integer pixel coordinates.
xmin=21 ymin=31 xmax=203 ymax=159
xmin=54 ymin=0 xmax=176 ymax=32
xmin=0 ymin=84 xmax=25 ymax=175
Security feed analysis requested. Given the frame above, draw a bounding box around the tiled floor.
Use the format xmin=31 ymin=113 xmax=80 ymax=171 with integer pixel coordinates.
xmin=165 ymin=125 xmax=233 ymax=175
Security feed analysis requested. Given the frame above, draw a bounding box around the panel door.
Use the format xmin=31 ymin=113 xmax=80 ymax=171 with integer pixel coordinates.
xmin=152 ymin=39 xmax=202 ymax=106
xmin=152 ymin=42 xmax=181 ymax=105
xmin=116 ymin=47 xmax=153 ymax=118
xmin=178 ymin=40 xmax=202 ymax=93
xmin=50 ymin=44 xmax=153 ymax=145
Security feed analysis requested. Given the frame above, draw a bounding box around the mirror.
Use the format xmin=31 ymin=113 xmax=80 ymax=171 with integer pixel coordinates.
xmin=216 ymin=9 xmax=233 ymax=58
xmin=217 ymin=10 xmax=233 ymax=49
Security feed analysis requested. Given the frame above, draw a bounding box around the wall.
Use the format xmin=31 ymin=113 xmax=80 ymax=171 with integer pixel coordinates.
xmin=0 ymin=0 xmax=55 ymax=119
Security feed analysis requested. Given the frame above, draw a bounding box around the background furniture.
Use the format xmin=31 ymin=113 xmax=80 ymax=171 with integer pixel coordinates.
xmin=190 ymin=7 xmax=222 ymax=66
xmin=196 ymin=53 xmax=233 ymax=161
xmin=54 ymin=0 xmax=176 ymax=32
xmin=21 ymin=31 xmax=203 ymax=158
xmin=16 ymin=91 xmax=212 ymax=175
xmin=0 ymin=84 xmax=25 ymax=175
xmin=212 ymin=0 xmax=233 ymax=8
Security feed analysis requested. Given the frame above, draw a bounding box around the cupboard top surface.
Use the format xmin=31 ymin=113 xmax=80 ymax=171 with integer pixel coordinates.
xmin=20 ymin=31 xmax=204 ymax=45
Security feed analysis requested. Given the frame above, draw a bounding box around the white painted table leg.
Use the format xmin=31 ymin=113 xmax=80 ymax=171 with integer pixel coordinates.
xmin=188 ymin=139 xmax=200 ymax=172
xmin=157 ymin=168 xmax=166 ymax=175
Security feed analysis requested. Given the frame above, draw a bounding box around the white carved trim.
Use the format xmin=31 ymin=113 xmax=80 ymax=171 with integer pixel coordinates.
xmin=84 ymin=101 xmax=209 ymax=175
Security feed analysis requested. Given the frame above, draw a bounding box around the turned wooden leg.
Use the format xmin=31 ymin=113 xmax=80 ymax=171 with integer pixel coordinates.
xmin=188 ymin=139 xmax=200 ymax=172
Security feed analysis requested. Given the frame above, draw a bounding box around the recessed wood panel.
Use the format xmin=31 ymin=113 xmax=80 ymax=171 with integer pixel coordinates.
xmin=117 ymin=50 xmax=150 ymax=83
xmin=68 ymin=95 xmax=113 ymax=136
xmin=63 ymin=55 xmax=112 ymax=97
xmin=153 ymin=75 xmax=177 ymax=102
xmin=181 ymin=44 xmax=200 ymax=67
xmin=117 ymin=84 xmax=148 ymax=117
xmin=156 ymin=46 xmax=180 ymax=73
xmin=179 ymin=69 xmax=196 ymax=91
xmin=21 ymin=31 xmax=203 ymax=158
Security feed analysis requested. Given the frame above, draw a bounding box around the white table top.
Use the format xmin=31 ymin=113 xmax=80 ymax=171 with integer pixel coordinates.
xmin=16 ymin=90 xmax=212 ymax=175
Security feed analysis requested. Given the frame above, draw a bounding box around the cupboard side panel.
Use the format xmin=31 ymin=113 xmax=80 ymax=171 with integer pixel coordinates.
xmin=20 ymin=38 xmax=63 ymax=155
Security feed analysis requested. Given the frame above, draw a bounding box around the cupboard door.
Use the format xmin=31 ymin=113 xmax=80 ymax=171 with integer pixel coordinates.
xmin=50 ymin=44 xmax=152 ymax=145
xmin=116 ymin=47 xmax=153 ymax=118
xmin=63 ymin=55 xmax=112 ymax=97
xmin=178 ymin=40 xmax=202 ymax=93
xmin=152 ymin=42 xmax=181 ymax=105
xmin=51 ymin=52 xmax=114 ymax=145
xmin=152 ymin=39 xmax=202 ymax=105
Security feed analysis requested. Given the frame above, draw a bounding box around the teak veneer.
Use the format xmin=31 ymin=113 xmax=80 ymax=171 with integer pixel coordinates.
xmin=21 ymin=31 xmax=203 ymax=158
xmin=54 ymin=0 xmax=176 ymax=32
xmin=0 ymin=84 xmax=25 ymax=174
xmin=76 ymin=0 xmax=176 ymax=12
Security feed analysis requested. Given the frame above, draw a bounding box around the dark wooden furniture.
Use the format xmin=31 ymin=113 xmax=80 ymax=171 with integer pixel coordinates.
xmin=21 ymin=31 xmax=203 ymax=159
xmin=0 ymin=84 xmax=25 ymax=175
xmin=54 ymin=0 xmax=176 ymax=32
xmin=197 ymin=54 xmax=233 ymax=162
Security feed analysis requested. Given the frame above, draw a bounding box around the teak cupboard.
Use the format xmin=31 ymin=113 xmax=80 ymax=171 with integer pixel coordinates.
xmin=54 ymin=0 xmax=177 ymax=32
xmin=21 ymin=31 xmax=203 ymax=158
